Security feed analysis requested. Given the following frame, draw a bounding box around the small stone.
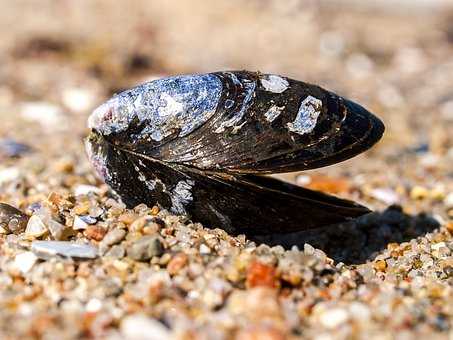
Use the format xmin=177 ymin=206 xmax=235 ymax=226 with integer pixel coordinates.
xmin=74 ymin=184 xmax=101 ymax=196
xmin=319 ymin=308 xmax=349 ymax=329
xmin=199 ymin=243 xmax=211 ymax=254
xmin=0 ymin=138 xmax=31 ymax=158
xmin=127 ymin=236 xmax=164 ymax=261
xmin=446 ymin=221 xmax=453 ymax=234
xmin=47 ymin=220 xmax=68 ymax=240
xmin=445 ymin=192 xmax=453 ymax=209
xmin=85 ymin=225 xmax=107 ymax=241
xmin=374 ymin=260 xmax=387 ymax=272
xmin=21 ymin=101 xmax=66 ymax=129
xmin=102 ymin=228 xmax=126 ymax=246
xmin=167 ymin=252 xmax=188 ymax=275
xmin=14 ymin=252 xmax=38 ymax=274
xmin=0 ymin=167 xmax=20 ymax=185
xmin=31 ymin=241 xmax=98 ymax=259
xmin=105 ymin=245 xmax=126 ymax=258
xmin=120 ymin=314 xmax=170 ymax=340
xmin=0 ymin=203 xmax=29 ymax=234
xmin=62 ymin=87 xmax=95 ymax=113
xmin=246 ymin=261 xmax=278 ymax=288
xmin=370 ymin=188 xmax=400 ymax=205
xmin=410 ymin=186 xmax=429 ymax=200
xmin=25 ymin=215 xmax=48 ymax=238
xmin=73 ymin=201 xmax=91 ymax=215
xmin=73 ymin=216 xmax=89 ymax=230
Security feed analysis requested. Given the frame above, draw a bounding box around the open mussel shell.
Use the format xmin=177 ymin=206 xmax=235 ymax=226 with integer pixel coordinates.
xmin=86 ymin=71 xmax=384 ymax=235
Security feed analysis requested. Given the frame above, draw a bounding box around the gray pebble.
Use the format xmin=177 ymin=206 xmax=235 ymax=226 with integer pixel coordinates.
xmin=31 ymin=240 xmax=98 ymax=259
xmin=103 ymin=228 xmax=126 ymax=246
xmin=127 ymin=235 xmax=164 ymax=261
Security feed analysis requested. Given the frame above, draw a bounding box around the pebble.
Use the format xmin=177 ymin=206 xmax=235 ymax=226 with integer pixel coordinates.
xmin=370 ymin=188 xmax=400 ymax=205
xmin=167 ymin=252 xmax=188 ymax=275
xmin=61 ymin=87 xmax=95 ymax=113
xmin=25 ymin=215 xmax=48 ymax=238
xmin=120 ymin=314 xmax=170 ymax=340
xmin=319 ymin=308 xmax=350 ymax=329
xmin=0 ymin=203 xmax=29 ymax=234
xmin=445 ymin=192 xmax=453 ymax=209
xmin=0 ymin=139 xmax=31 ymax=158
xmin=31 ymin=241 xmax=98 ymax=259
xmin=14 ymin=252 xmax=38 ymax=274
xmin=73 ymin=184 xmax=101 ymax=196
xmin=20 ymin=102 xmax=67 ymax=129
xmin=85 ymin=225 xmax=107 ymax=241
xmin=73 ymin=216 xmax=89 ymax=230
xmin=0 ymin=167 xmax=20 ymax=185
xmin=246 ymin=261 xmax=278 ymax=288
xmin=127 ymin=235 xmax=164 ymax=261
xmin=410 ymin=186 xmax=429 ymax=200
xmin=102 ymin=228 xmax=126 ymax=246
xmin=199 ymin=243 xmax=211 ymax=254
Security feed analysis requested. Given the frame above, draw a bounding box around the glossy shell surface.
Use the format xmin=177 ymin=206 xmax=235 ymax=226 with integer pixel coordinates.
xmin=86 ymin=71 xmax=385 ymax=235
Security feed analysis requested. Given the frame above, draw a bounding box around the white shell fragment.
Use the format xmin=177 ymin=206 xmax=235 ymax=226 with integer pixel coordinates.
xmin=25 ymin=215 xmax=48 ymax=238
xmin=264 ymin=105 xmax=284 ymax=122
xmin=287 ymin=95 xmax=323 ymax=135
xmin=260 ymin=75 xmax=289 ymax=93
xmin=14 ymin=252 xmax=38 ymax=274
xmin=88 ymin=74 xmax=222 ymax=141
xmin=31 ymin=241 xmax=98 ymax=259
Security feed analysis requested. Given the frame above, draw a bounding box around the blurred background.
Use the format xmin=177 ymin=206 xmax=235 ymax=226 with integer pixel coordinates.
xmin=0 ymin=0 xmax=452 ymax=218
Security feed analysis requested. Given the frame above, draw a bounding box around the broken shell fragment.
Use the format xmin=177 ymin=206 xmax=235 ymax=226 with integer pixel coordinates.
xmin=86 ymin=71 xmax=385 ymax=235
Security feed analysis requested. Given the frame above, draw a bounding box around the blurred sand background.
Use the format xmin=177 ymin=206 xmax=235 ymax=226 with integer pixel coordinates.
xmin=0 ymin=1 xmax=452 ymax=338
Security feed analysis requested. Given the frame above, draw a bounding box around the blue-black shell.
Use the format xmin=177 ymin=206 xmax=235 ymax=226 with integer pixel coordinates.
xmin=86 ymin=71 xmax=384 ymax=235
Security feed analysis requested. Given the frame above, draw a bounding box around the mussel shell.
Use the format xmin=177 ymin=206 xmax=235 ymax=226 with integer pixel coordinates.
xmin=86 ymin=71 xmax=384 ymax=235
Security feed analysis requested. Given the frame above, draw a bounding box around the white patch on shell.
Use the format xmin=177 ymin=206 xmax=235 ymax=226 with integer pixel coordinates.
xmin=287 ymin=95 xmax=323 ymax=135
xmin=264 ymin=105 xmax=284 ymax=122
xmin=260 ymin=75 xmax=289 ymax=93
xmin=170 ymin=180 xmax=195 ymax=214
xmin=88 ymin=74 xmax=222 ymax=142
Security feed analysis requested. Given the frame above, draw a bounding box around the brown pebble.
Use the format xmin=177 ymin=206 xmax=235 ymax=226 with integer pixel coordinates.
xmin=374 ymin=260 xmax=387 ymax=272
xmin=446 ymin=221 xmax=453 ymax=234
xmin=84 ymin=225 xmax=107 ymax=241
xmin=74 ymin=201 xmax=90 ymax=215
xmin=167 ymin=252 xmax=188 ymax=275
xmin=118 ymin=212 xmax=138 ymax=225
xmin=246 ymin=261 xmax=278 ymax=288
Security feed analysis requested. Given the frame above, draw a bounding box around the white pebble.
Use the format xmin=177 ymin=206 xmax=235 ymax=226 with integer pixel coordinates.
xmin=31 ymin=241 xmax=98 ymax=259
xmin=369 ymin=188 xmax=400 ymax=205
xmin=25 ymin=215 xmax=48 ymax=238
xmin=86 ymin=298 xmax=102 ymax=313
xmin=0 ymin=167 xmax=20 ymax=185
xmin=199 ymin=244 xmax=211 ymax=254
xmin=73 ymin=216 xmax=88 ymax=230
xmin=74 ymin=184 xmax=101 ymax=196
xmin=319 ymin=308 xmax=349 ymax=329
xmin=120 ymin=314 xmax=170 ymax=340
xmin=21 ymin=102 xmax=67 ymax=129
xmin=444 ymin=192 xmax=453 ymax=209
xmin=62 ymin=87 xmax=95 ymax=113
xmin=14 ymin=252 xmax=38 ymax=274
